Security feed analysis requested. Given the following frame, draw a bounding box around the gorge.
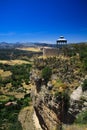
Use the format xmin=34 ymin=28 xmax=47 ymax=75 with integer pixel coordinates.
xmin=30 ymin=55 xmax=87 ymax=130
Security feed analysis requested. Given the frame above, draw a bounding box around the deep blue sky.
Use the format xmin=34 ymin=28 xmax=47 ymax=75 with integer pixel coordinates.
xmin=0 ymin=0 xmax=87 ymax=43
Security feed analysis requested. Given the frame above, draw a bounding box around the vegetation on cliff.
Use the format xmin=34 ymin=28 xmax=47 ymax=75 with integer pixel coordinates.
xmin=41 ymin=66 xmax=52 ymax=84
xmin=75 ymin=110 xmax=87 ymax=124
xmin=31 ymin=43 xmax=87 ymax=130
xmin=0 ymin=43 xmax=87 ymax=130
xmin=82 ymin=79 xmax=87 ymax=91
xmin=67 ymin=43 xmax=87 ymax=72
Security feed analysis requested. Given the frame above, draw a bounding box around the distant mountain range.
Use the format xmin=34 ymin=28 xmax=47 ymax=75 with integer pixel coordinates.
xmin=0 ymin=42 xmax=87 ymax=49
xmin=0 ymin=42 xmax=56 ymax=49
xmin=0 ymin=42 xmax=23 ymax=49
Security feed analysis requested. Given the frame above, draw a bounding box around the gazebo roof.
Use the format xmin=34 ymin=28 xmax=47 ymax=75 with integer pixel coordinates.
xmin=57 ymin=36 xmax=67 ymax=42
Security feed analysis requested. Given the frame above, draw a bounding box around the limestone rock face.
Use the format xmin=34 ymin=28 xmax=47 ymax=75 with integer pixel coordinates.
xmin=30 ymin=74 xmax=67 ymax=130
xmin=32 ymin=91 xmax=59 ymax=129
xmin=70 ymin=86 xmax=82 ymax=101
xmin=30 ymin=57 xmax=87 ymax=130
xmin=69 ymin=85 xmax=87 ymax=120
xmin=30 ymin=72 xmax=87 ymax=129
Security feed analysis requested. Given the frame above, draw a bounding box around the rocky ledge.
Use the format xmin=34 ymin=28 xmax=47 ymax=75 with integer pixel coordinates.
xmin=30 ymin=57 xmax=87 ymax=130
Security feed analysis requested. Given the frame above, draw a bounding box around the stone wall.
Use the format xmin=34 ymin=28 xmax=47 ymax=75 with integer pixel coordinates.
xmin=43 ymin=48 xmax=60 ymax=57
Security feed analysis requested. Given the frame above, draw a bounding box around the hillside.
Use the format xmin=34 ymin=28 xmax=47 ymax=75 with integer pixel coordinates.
xmin=30 ymin=43 xmax=87 ymax=130
xmin=0 ymin=44 xmax=87 ymax=130
xmin=0 ymin=47 xmax=42 ymax=130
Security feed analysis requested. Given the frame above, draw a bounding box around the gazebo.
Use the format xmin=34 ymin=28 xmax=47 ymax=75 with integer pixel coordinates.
xmin=56 ymin=36 xmax=67 ymax=48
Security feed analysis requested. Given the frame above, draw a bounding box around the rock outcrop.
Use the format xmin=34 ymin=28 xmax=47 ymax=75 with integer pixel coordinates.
xmin=30 ymin=56 xmax=87 ymax=130
xmin=30 ymin=75 xmax=69 ymax=130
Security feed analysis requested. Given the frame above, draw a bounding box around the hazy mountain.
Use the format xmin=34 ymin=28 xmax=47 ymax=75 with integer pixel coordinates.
xmin=0 ymin=41 xmax=87 ymax=49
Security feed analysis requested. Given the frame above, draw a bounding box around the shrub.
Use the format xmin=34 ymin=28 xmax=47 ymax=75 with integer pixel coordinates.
xmin=82 ymin=79 xmax=87 ymax=91
xmin=62 ymin=91 xmax=70 ymax=113
xmin=8 ymin=121 xmax=22 ymax=130
xmin=75 ymin=110 xmax=87 ymax=124
xmin=55 ymin=91 xmax=60 ymax=97
xmin=41 ymin=66 xmax=52 ymax=83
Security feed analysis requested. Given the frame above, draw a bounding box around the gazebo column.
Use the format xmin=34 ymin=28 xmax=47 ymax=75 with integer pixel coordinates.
xmin=56 ymin=36 xmax=67 ymax=49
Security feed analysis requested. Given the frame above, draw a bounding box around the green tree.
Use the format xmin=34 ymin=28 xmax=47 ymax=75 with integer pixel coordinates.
xmin=82 ymin=79 xmax=87 ymax=91
xmin=42 ymin=66 xmax=52 ymax=84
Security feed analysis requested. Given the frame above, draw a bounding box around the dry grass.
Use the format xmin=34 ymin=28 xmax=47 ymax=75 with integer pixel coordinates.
xmin=17 ymin=47 xmax=41 ymax=52
xmin=0 ymin=60 xmax=30 ymax=65
xmin=0 ymin=85 xmax=25 ymax=98
xmin=22 ymin=82 xmax=31 ymax=90
xmin=63 ymin=124 xmax=87 ymax=130
xmin=0 ymin=95 xmax=9 ymax=102
xmin=6 ymin=91 xmax=25 ymax=99
xmin=52 ymin=79 xmax=67 ymax=92
xmin=0 ymin=69 xmax=12 ymax=79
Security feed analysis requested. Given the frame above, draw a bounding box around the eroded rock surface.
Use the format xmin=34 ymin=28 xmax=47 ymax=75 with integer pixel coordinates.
xmin=18 ymin=107 xmax=35 ymax=130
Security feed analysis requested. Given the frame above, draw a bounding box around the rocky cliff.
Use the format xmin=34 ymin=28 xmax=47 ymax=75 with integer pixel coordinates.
xmin=30 ymin=56 xmax=87 ymax=130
